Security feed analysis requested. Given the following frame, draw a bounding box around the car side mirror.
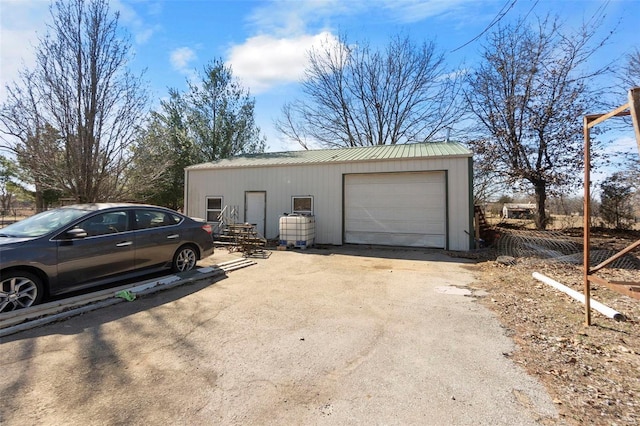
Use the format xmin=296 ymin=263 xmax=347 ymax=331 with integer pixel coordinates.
xmin=65 ymin=228 xmax=88 ymax=239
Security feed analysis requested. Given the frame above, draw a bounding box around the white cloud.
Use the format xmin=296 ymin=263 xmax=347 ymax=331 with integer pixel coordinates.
xmin=246 ymin=0 xmax=470 ymax=36
xmin=170 ymin=47 xmax=197 ymax=73
xmin=379 ymin=0 xmax=472 ymax=23
xmin=134 ymin=28 xmax=155 ymax=45
xmin=228 ymin=31 xmax=340 ymax=94
xmin=112 ymin=0 xmax=159 ymax=45
xmin=247 ymin=0 xmax=354 ymax=36
xmin=232 ymin=0 xmax=474 ymax=95
xmin=0 ymin=1 xmax=49 ymax=97
xmin=607 ymin=134 xmax=638 ymax=154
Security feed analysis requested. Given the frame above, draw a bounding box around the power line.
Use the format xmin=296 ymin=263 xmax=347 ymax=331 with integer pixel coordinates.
xmin=451 ymin=0 xmax=520 ymax=52
xmin=520 ymin=0 xmax=539 ymax=23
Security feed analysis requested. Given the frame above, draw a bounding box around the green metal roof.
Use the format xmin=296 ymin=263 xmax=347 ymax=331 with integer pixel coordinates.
xmin=186 ymin=141 xmax=472 ymax=170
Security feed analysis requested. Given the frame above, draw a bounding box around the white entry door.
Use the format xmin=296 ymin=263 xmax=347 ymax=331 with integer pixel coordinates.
xmin=245 ymin=191 xmax=266 ymax=236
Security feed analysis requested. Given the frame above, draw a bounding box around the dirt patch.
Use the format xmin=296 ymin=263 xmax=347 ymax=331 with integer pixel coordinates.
xmin=469 ymin=228 xmax=640 ymax=425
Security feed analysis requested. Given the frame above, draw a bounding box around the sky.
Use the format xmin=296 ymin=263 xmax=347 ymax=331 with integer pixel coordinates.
xmin=1 ymin=0 xmax=639 ymax=157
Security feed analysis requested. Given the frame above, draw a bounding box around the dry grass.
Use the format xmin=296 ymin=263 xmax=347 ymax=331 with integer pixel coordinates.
xmin=470 ymin=227 xmax=640 ymax=425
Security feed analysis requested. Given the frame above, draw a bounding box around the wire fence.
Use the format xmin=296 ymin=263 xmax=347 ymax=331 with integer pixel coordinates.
xmin=494 ymin=229 xmax=640 ymax=270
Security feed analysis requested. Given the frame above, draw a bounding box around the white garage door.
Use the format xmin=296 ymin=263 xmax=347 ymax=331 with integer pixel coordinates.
xmin=344 ymin=172 xmax=446 ymax=248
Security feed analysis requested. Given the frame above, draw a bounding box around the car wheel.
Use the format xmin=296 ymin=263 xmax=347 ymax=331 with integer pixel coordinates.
xmin=172 ymin=245 xmax=198 ymax=272
xmin=0 ymin=271 xmax=44 ymax=313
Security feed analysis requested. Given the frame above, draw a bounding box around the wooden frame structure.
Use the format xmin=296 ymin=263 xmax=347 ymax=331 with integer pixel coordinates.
xmin=583 ymin=87 xmax=640 ymax=325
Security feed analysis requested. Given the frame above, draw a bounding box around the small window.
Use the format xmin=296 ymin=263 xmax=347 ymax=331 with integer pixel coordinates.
xmin=292 ymin=196 xmax=313 ymax=215
xmin=206 ymin=197 xmax=223 ymax=222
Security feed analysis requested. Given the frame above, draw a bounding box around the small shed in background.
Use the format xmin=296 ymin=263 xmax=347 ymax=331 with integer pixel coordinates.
xmin=184 ymin=142 xmax=474 ymax=251
xmin=502 ymin=203 xmax=537 ymax=219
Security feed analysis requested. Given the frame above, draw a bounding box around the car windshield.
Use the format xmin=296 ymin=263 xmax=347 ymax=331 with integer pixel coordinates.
xmin=0 ymin=208 xmax=90 ymax=238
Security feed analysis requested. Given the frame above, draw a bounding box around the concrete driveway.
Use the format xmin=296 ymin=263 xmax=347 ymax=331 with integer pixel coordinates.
xmin=1 ymin=246 xmax=558 ymax=425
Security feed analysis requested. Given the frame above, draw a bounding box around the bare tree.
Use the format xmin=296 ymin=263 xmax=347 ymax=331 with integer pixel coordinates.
xmin=0 ymin=0 xmax=147 ymax=203
xmin=276 ymin=34 xmax=462 ymax=149
xmin=600 ymin=172 xmax=635 ymax=230
xmin=0 ymin=71 xmax=58 ymax=210
xmin=0 ymin=156 xmax=20 ymax=213
xmin=473 ymin=167 xmax=510 ymax=205
xmin=464 ymin=16 xmax=611 ymax=229
xmin=622 ymin=48 xmax=640 ymax=89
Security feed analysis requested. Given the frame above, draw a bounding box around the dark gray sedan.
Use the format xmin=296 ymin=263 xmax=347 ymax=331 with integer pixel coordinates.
xmin=0 ymin=203 xmax=214 ymax=312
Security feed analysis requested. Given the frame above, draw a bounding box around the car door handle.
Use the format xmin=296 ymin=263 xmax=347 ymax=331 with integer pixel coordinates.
xmin=116 ymin=241 xmax=133 ymax=247
xmin=166 ymin=234 xmax=179 ymax=239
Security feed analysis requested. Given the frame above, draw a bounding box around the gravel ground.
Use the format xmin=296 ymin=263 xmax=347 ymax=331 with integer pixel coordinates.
xmin=1 ymin=246 xmax=559 ymax=425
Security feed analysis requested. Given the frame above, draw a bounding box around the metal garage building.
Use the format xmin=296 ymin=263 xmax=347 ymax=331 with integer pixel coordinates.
xmin=184 ymin=142 xmax=474 ymax=251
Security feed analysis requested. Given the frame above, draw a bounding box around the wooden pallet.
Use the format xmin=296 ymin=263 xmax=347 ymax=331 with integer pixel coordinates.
xmin=215 ymin=223 xmax=267 ymax=257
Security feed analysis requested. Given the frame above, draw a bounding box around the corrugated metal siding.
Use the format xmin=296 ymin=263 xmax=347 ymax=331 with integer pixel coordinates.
xmin=186 ymin=154 xmax=472 ymax=251
xmin=186 ymin=142 xmax=471 ymax=170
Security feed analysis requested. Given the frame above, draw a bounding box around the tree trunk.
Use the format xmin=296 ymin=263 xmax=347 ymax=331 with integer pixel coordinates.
xmin=34 ymin=182 xmax=45 ymax=212
xmin=534 ymin=180 xmax=548 ymax=230
xmin=35 ymin=191 xmax=44 ymax=212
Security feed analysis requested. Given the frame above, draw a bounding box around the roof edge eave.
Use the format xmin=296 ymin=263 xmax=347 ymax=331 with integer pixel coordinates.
xmin=185 ymin=151 xmax=473 ymax=172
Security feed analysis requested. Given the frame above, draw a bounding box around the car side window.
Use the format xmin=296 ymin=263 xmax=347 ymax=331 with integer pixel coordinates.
xmin=168 ymin=213 xmax=182 ymax=225
xmin=77 ymin=211 xmax=129 ymax=237
xmin=135 ymin=209 xmax=181 ymax=230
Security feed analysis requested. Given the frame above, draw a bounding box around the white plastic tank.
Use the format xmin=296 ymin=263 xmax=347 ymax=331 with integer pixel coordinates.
xmin=279 ymin=214 xmax=315 ymax=249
